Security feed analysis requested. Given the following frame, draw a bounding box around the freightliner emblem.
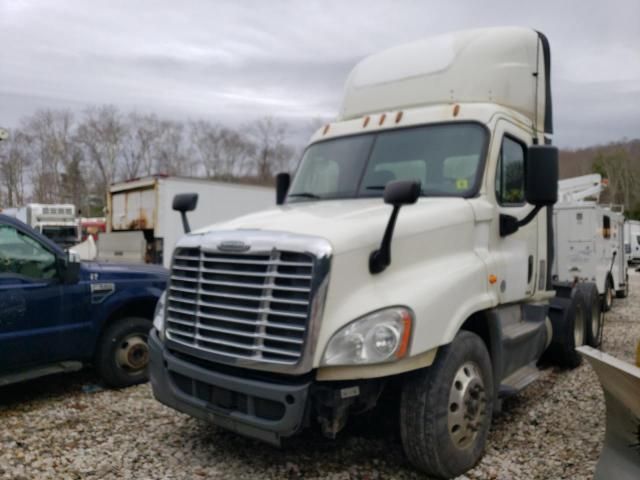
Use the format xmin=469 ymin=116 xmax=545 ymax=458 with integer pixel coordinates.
xmin=217 ymin=240 xmax=250 ymax=253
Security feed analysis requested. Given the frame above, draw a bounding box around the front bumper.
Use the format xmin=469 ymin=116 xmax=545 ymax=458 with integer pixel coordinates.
xmin=148 ymin=329 xmax=311 ymax=445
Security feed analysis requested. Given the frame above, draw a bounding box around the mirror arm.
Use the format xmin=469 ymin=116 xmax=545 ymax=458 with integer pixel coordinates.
xmin=499 ymin=205 xmax=543 ymax=237
xmin=369 ymin=205 xmax=401 ymax=274
xmin=180 ymin=212 xmax=191 ymax=234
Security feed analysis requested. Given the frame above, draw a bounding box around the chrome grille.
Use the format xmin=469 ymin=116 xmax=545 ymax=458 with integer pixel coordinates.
xmin=166 ymin=247 xmax=314 ymax=365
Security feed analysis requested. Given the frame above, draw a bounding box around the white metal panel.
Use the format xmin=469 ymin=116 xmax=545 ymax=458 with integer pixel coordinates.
xmin=111 ymin=186 xmax=157 ymax=230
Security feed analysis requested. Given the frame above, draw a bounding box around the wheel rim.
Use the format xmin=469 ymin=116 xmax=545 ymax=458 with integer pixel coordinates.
xmin=447 ymin=361 xmax=487 ymax=450
xmin=115 ymin=334 xmax=149 ymax=374
xmin=574 ymin=301 xmax=585 ymax=347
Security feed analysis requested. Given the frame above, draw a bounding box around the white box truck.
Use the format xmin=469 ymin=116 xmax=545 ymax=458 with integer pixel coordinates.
xmin=1 ymin=203 xmax=81 ymax=249
xmin=149 ymin=28 xmax=587 ymax=478
xmin=101 ymin=175 xmax=274 ymax=268
xmin=624 ymin=220 xmax=640 ymax=263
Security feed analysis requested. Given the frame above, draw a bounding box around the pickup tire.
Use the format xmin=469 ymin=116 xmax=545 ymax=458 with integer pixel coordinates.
xmin=578 ymin=283 xmax=602 ymax=348
xmin=96 ymin=316 xmax=152 ymax=388
xmin=545 ymin=290 xmax=585 ymax=368
xmin=399 ymin=331 xmax=493 ymax=479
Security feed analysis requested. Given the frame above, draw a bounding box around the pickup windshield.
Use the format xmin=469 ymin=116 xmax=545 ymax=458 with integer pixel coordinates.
xmin=288 ymin=123 xmax=487 ymax=202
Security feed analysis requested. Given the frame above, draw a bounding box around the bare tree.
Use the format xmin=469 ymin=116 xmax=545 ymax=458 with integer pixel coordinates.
xmin=247 ymin=117 xmax=294 ymax=182
xmin=189 ymin=120 xmax=226 ymax=177
xmin=0 ymin=129 xmax=31 ymax=206
xmin=122 ymin=113 xmax=164 ymax=178
xmin=154 ymin=120 xmax=193 ymax=176
xmin=76 ymin=105 xmax=125 ymax=199
xmin=22 ymin=109 xmax=76 ymax=202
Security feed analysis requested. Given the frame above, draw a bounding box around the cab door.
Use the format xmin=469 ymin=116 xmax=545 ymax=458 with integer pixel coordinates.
xmin=0 ymin=221 xmax=62 ymax=372
xmin=492 ymin=121 xmax=539 ymax=302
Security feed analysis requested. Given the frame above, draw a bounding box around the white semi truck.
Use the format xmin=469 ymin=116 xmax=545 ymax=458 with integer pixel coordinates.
xmin=1 ymin=203 xmax=81 ymax=249
xmin=100 ymin=175 xmax=274 ymax=268
xmin=149 ymin=28 xmax=585 ymax=478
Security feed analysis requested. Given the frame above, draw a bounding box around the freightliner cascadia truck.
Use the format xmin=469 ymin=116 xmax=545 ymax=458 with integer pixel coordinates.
xmin=149 ymin=27 xmax=583 ymax=478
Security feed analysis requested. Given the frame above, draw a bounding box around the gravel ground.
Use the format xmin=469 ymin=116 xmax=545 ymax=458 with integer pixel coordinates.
xmin=2 ymin=273 xmax=639 ymax=480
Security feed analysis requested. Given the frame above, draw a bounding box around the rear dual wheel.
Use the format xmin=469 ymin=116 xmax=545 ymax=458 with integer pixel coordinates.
xmin=400 ymin=331 xmax=493 ymax=479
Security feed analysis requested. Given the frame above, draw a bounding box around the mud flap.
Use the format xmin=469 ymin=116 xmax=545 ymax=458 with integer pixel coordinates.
xmin=578 ymin=346 xmax=640 ymax=480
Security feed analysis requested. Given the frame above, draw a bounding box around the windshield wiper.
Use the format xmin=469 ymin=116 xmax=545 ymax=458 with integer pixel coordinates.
xmin=288 ymin=192 xmax=322 ymax=199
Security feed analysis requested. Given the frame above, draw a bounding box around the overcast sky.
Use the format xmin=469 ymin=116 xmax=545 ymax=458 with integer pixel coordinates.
xmin=1 ymin=0 xmax=639 ymax=148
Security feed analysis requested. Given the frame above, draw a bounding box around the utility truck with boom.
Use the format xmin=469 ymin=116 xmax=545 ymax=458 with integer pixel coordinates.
xmin=149 ymin=28 xmax=581 ymax=478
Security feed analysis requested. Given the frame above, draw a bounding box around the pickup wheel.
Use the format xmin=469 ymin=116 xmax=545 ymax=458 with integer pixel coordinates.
xmin=399 ymin=331 xmax=493 ymax=479
xmin=578 ymin=283 xmax=602 ymax=348
xmin=96 ymin=316 xmax=152 ymax=388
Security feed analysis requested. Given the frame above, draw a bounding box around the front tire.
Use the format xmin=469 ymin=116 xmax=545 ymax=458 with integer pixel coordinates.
xmin=400 ymin=331 xmax=493 ymax=479
xmin=578 ymin=283 xmax=602 ymax=348
xmin=96 ymin=316 xmax=152 ymax=388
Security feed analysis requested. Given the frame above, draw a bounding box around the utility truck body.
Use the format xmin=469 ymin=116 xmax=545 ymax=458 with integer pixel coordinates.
xmin=553 ymin=174 xmax=628 ymax=315
xmin=1 ymin=203 xmax=81 ymax=249
xmin=149 ymin=28 xmax=581 ymax=478
xmin=102 ymin=176 xmax=273 ymax=268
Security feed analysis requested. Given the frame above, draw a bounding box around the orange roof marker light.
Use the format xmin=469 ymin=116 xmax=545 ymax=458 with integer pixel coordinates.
xmin=363 ymin=116 xmax=370 ymax=127
xmin=453 ymin=104 xmax=460 ymax=117
xmin=322 ymin=124 xmax=330 ymax=136
xmin=378 ymin=113 xmax=386 ymax=126
xmin=395 ymin=111 xmax=403 ymax=124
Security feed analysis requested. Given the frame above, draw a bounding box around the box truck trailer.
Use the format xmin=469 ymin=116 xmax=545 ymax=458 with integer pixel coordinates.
xmin=149 ymin=27 xmax=587 ymax=478
xmin=100 ymin=176 xmax=274 ymax=268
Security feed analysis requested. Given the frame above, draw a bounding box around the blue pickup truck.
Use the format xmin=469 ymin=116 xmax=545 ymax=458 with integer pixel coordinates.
xmin=0 ymin=213 xmax=168 ymax=388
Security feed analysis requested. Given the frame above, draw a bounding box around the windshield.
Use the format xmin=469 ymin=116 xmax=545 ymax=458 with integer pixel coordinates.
xmin=288 ymin=123 xmax=487 ymax=202
xmin=41 ymin=226 xmax=79 ymax=245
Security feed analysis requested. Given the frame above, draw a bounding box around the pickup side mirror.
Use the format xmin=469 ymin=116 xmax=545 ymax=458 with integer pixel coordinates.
xmin=525 ymin=145 xmax=558 ymax=206
xmin=276 ymin=172 xmax=290 ymax=205
xmin=500 ymin=145 xmax=558 ymax=236
xmin=370 ymin=180 xmax=421 ymax=274
xmin=173 ymin=193 xmax=199 ymax=233
xmin=61 ymin=250 xmax=81 ymax=284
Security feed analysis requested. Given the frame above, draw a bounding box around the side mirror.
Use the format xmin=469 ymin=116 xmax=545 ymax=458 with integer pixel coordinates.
xmin=370 ymin=180 xmax=421 ymax=274
xmin=276 ymin=172 xmax=290 ymax=205
xmin=384 ymin=180 xmax=422 ymax=206
xmin=61 ymin=250 xmax=81 ymax=284
xmin=525 ymin=145 xmax=558 ymax=206
xmin=500 ymin=145 xmax=558 ymax=237
xmin=173 ymin=193 xmax=198 ymax=233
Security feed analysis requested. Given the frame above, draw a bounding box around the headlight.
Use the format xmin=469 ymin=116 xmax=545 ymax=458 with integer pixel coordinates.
xmin=153 ymin=291 xmax=167 ymax=341
xmin=321 ymin=307 xmax=412 ymax=366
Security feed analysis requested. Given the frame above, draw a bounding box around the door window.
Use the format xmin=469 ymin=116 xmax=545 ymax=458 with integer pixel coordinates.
xmin=495 ymin=136 xmax=526 ymax=205
xmin=0 ymin=224 xmax=57 ymax=280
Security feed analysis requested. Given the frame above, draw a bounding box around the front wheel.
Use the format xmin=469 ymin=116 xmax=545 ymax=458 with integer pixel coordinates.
xmin=400 ymin=331 xmax=493 ymax=479
xmin=95 ymin=317 xmax=152 ymax=388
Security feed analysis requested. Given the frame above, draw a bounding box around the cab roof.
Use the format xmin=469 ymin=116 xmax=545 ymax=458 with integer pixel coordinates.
xmin=339 ymin=27 xmax=552 ymax=137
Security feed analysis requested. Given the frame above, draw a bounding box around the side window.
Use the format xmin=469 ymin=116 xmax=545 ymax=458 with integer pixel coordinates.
xmin=603 ymin=216 xmax=611 ymax=239
xmin=0 ymin=224 xmax=57 ymax=280
xmin=496 ymin=136 xmax=525 ymax=205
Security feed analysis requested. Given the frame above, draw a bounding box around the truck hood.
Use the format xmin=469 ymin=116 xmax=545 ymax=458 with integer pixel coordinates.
xmin=191 ymin=197 xmax=475 ymax=254
xmin=81 ymin=261 xmax=168 ymax=281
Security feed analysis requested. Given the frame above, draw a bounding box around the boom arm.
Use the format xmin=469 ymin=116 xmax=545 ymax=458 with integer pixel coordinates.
xmin=557 ymin=174 xmax=604 ymax=203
